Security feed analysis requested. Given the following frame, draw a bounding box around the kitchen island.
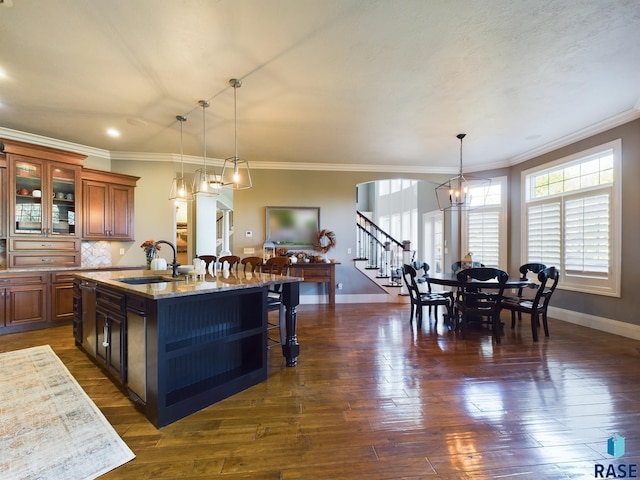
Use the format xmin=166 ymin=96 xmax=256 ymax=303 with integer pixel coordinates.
xmin=73 ymin=269 xmax=301 ymax=428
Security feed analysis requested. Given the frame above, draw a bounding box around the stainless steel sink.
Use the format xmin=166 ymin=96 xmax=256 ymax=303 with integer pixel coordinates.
xmin=114 ymin=276 xmax=180 ymax=285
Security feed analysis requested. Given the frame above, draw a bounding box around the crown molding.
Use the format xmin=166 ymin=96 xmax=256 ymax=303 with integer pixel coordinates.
xmin=0 ymin=127 xmax=111 ymax=159
xmin=4 ymin=108 xmax=640 ymax=175
xmin=506 ymin=108 xmax=640 ymax=166
xmin=108 ymin=151 xmax=454 ymax=174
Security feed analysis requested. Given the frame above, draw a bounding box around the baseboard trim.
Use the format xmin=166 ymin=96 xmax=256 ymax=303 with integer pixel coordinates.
xmin=548 ymin=306 xmax=640 ymax=341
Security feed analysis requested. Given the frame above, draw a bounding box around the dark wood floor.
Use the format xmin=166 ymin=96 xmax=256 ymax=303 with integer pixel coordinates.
xmin=2 ymin=304 xmax=640 ymax=479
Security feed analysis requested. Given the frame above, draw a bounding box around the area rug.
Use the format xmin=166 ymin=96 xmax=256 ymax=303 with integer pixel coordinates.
xmin=0 ymin=345 xmax=135 ymax=479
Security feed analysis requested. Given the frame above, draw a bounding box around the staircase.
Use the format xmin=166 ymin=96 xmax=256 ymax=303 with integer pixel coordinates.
xmin=355 ymin=211 xmax=412 ymax=303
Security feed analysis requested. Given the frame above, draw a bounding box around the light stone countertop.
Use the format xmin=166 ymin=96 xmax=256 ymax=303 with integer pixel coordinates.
xmin=73 ymin=269 xmax=303 ymax=300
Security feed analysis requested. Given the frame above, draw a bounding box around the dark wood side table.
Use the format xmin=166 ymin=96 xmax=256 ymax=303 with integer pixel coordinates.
xmin=289 ymin=262 xmax=339 ymax=306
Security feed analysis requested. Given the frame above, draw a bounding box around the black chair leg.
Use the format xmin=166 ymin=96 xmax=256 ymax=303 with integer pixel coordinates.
xmin=542 ymin=312 xmax=550 ymax=337
xmin=531 ymin=312 xmax=539 ymax=341
xmin=493 ymin=315 xmax=501 ymax=344
xmin=511 ymin=310 xmax=517 ymax=328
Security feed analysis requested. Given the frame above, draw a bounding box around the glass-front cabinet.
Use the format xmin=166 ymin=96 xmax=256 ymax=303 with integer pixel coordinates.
xmin=3 ymin=139 xmax=85 ymax=269
xmin=11 ymin=156 xmax=80 ymax=238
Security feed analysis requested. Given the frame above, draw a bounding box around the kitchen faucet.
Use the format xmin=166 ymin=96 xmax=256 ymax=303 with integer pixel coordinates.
xmin=153 ymin=240 xmax=180 ymax=277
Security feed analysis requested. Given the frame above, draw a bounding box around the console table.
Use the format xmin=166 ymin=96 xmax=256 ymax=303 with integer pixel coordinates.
xmin=289 ymin=262 xmax=338 ymax=306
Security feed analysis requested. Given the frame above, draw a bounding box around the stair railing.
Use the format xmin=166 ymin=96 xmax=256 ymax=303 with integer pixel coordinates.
xmin=356 ymin=211 xmax=410 ymax=279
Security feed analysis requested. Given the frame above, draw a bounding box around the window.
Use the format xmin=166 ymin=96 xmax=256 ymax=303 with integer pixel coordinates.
xmin=521 ymin=139 xmax=621 ymax=296
xmin=376 ymin=179 xmax=419 ymax=254
xmin=462 ymin=177 xmax=507 ymax=268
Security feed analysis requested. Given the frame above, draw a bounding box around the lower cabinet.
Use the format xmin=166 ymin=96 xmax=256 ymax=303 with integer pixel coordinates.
xmin=0 ymin=273 xmax=48 ymax=331
xmin=0 ymin=267 xmax=141 ymax=336
xmin=95 ymin=286 xmax=126 ymax=383
xmin=51 ymin=272 xmax=76 ymax=322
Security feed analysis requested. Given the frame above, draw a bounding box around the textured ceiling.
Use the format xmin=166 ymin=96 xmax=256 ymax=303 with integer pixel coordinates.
xmin=1 ymin=0 xmax=639 ymax=172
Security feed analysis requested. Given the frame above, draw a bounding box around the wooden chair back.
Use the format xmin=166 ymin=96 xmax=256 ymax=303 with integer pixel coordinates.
xmin=262 ymin=256 xmax=289 ymax=275
xmin=241 ymin=256 xmax=263 ymax=273
xmin=218 ymin=255 xmax=240 ymax=270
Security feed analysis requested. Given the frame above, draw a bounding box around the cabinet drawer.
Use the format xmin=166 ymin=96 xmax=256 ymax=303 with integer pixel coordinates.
xmin=0 ymin=273 xmax=48 ymax=285
xmin=52 ymin=271 xmax=76 ymax=283
xmin=9 ymin=253 xmax=81 ymax=268
xmin=10 ymin=238 xmax=80 ymax=251
xmin=290 ymin=266 xmax=330 ymax=281
xmin=126 ymin=295 xmax=147 ymax=314
xmin=96 ymin=287 xmax=125 ymax=311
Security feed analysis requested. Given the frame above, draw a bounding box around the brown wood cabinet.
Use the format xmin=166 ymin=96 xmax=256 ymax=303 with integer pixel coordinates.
xmin=0 ymin=155 xmax=6 ymax=239
xmin=81 ymin=168 xmax=138 ymax=240
xmin=2 ymin=139 xmax=84 ymax=268
xmin=0 ymin=273 xmax=48 ymax=331
xmin=51 ymin=271 xmax=76 ymax=322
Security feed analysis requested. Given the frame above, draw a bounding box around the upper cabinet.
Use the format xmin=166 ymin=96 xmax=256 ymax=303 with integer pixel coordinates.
xmin=81 ymin=169 xmax=139 ymax=241
xmin=2 ymin=139 xmax=85 ymax=268
xmin=10 ymin=156 xmax=81 ymax=238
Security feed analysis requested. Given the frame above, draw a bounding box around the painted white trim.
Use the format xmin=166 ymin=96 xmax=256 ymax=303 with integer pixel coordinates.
xmin=549 ymin=306 xmax=640 ymax=341
xmin=0 ymin=127 xmax=110 ymax=159
xmin=507 ymin=108 xmax=640 ymax=166
xmin=3 ymin=107 xmax=639 ymax=173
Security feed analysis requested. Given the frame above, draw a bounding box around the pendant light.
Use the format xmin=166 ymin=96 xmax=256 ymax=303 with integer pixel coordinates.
xmin=434 ymin=133 xmax=491 ymax=211
xmin=220 ymin=78 xmax=252 ymax=190
xmin=168 ymin=115 xmax=193 ymax=202
xmin=192 ymin=100 xmax=220 ymax=196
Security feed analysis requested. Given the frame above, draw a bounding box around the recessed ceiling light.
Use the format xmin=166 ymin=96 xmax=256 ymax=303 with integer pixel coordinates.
xmin=106 ymin=128 xmax=121 ymax=138
xmin=0 ymin=68 xmax=7 ymax=79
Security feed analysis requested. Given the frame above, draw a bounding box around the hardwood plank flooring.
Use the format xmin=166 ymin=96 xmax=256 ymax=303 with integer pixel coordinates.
xmin=2 ymin=304 xmax=639 ymax=479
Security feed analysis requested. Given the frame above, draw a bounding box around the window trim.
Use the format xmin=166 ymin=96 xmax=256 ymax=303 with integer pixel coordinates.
xmin=520 ymin=139 xmax=621 ymax=297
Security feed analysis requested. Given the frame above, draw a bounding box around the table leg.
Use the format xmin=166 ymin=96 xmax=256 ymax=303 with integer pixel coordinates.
xmin=281 ymin=282 xmax=300 ymax=366
xmin=328 ymin=267 xmax=336 ymax=306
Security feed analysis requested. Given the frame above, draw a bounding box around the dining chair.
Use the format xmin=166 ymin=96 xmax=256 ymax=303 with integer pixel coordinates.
xmin=501 ymin=266 xmax=559 ymax=341
xmin=455 ymin=267 xmax=508 ymax=344
xmin=451 ymin=261 xmax=484 ymax=273
xmin=411 ymin=260 xmax=430 ymax=283
xmin=502 ymin=263 xmax=547 ymax=324
xmin=217 ymin=255 xmax=241 ymax=271
xmin=196 ymin=254 xmax=216 ymax=270
xmin=262 ymin=256 xmax=290 ymax=348
xmin=241 ymin=256 xmax=263 ymax=273
xmin=402 ymin=264 xmax=453 ymax=329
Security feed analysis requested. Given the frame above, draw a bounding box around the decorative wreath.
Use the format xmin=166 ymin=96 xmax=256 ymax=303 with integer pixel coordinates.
xmin=314 ymin=229 xmax=336 ymax=254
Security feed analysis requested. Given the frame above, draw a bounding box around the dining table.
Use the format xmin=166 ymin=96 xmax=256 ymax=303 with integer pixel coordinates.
xmin=423 ymin=272 xmax=537 ymax=331
xmin=425 ymin=272 xmax=535 ymax=290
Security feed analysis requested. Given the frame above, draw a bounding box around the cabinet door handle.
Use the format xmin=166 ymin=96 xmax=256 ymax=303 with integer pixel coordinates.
xmin=40 ymin=243 xmax=54 ymax=248
xmin=102 ymin=321 xmax=110 ymax=347
xmin=41 ymin=258 xmax=54 ymax=263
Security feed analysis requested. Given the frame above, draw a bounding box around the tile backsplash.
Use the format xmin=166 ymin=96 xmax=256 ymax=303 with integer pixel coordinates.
xmin=81 ymin=240 xmax=112 ymax=267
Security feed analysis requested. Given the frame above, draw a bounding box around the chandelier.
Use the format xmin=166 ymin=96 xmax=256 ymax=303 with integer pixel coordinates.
xmin=435 ymin=133 xmax=491 ymax=211
xmin=192 ymin=100 xmax=221 ymax=196
xmin=220 ymin=78 xmax=252 ymax=190
xmin=168 ymin=115 xmax=193 ymax=202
